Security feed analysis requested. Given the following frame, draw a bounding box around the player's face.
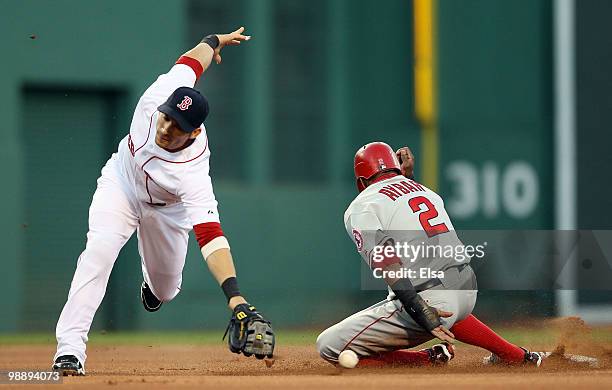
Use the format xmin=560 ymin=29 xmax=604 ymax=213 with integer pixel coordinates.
xmin=155 ymin=112 xmax=194 ymax=150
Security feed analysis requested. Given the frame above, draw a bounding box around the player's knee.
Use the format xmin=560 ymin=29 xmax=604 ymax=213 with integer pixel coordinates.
xmin=144 ymin=270 xmax=182 ymax=303
xmin=151 ymin=286 xmax=179 ymax=303
xmin=316 ymin=327 xmax=341 ymax=363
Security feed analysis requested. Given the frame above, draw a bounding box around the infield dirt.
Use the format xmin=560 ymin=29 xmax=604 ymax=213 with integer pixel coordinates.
xmin=2 ymin=341 xmax=612 ymax=390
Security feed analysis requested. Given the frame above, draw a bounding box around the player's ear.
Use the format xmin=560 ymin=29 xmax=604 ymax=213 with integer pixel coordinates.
xmin=190 ymin=127 xmax=202 ymax=138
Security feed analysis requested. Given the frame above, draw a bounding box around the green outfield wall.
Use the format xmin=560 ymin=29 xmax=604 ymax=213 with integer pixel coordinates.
xmin=437 ymin=0 xmax=555 ymax=315
xmin=0 ymin=0 xmax=580 ymax=332
xmin=0 ymin=0 xmax=187 ymax=331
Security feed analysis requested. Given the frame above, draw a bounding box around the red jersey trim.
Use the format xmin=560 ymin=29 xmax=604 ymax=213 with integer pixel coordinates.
xmin=194 ymin=222 xmax=224 ymax=248
xmin=144 ymin=170 xmax=175 ymax=196
xmin=370 ymin=253 xmax=402 ymax=270
xmin=145 ymin=175 xmax=153 ymax=203
xmin=131 ymin=113 xmax=155 ymax=155
xmin=176 ymin=56 xmax=204 ymax=81
xmin=141 ymin=132 xmax=208 ymax=170
xmin=340 ymin=306 xmax=403 ymax=353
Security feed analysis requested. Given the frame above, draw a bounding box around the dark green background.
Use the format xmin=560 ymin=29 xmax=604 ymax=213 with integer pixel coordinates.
xmin=1 ymin=0 xmax=609 ymax=333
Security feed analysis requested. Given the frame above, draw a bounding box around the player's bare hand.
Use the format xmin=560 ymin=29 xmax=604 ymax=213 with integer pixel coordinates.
xmin=429 ymin=307 xmax=454 ymax=343
xmin=396 ymin=146 xmax=415 ymax=178
xmin=430 ymin=325 xmax=455 ymax=344
xmin=214 ymin=27 xmax=251 ymax=64
xmin=436 ymin=308 xmax=453 ymax=318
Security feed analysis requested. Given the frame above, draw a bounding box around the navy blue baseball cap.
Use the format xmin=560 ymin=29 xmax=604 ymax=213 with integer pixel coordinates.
xmin=157 ymin=86 xmax=209 ymax=133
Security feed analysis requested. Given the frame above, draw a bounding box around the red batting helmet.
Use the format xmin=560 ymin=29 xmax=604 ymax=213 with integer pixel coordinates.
xmin=354 ymin=142 xmax=401 ymax=192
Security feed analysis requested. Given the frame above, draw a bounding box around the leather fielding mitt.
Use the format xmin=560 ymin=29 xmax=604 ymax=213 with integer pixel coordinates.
xmin=224 ymin=303 xmax=275 ymax=359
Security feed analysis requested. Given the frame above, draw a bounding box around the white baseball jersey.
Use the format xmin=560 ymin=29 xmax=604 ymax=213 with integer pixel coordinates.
xmin=54 ymin=58 xmax=228 ymax=367
xmin=344 ymin=174 xmax=468 ymax=287
xmin=115 ymin=63 xmax=220 ymax=226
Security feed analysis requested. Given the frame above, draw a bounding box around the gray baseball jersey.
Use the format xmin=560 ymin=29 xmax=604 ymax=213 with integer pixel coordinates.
xmin=344 ymin=175 xmax=470 ymax=290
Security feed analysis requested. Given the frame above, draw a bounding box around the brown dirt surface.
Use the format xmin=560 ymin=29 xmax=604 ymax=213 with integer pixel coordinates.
xmin=2 ymin=339 xmax=612 ymax=390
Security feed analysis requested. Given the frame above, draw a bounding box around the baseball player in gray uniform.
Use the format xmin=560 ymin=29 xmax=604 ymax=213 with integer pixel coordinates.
xmin=316 ymin=142 xmax=544 ymax=367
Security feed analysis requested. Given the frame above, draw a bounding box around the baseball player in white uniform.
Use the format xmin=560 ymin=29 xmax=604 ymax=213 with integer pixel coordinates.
xmin=52 ymin=27 xmax=274 ymax=376
xmin=316 ymin=142 xmax=543 ymax=367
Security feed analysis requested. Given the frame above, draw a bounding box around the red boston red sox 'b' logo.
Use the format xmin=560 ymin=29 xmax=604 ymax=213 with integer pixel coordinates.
xmin=177 ymin=96 xmax=193 ymax=111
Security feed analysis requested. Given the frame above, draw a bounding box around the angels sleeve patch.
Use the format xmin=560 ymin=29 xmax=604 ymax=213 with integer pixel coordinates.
xmin=352 ymin=229 xmax=364 ymax=251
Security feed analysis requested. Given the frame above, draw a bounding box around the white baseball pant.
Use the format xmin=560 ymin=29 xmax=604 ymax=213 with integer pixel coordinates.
xmin=54 ymin=156 xmax=191 ymax=366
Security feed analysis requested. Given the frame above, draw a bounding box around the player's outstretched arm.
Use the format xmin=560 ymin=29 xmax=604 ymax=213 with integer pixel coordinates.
xmin=204 ymin=247 xmax=275 ymax=359
xmin=205 ymin=248 xmax=246 ymax=309
xmin=379 ymin=261 xmax=455 ymax=344
xmin=182 ymin=27 xmax=251 ymax=74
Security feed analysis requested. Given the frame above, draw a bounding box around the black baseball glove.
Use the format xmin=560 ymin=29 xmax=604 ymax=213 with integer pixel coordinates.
xmin=223 ymin=304 xmax=275 ymax=359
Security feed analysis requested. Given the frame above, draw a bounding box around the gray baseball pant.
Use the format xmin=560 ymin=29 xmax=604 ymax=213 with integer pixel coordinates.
xmin=316 ymin=265 xmax=477 ymax=363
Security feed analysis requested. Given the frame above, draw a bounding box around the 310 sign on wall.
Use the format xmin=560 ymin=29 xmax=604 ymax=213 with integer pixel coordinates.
xmin=444 ymin=161 xmax=539 ymax=219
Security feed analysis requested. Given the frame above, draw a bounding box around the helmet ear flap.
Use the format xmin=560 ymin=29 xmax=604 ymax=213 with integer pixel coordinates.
xmin=356 ymin=177 xmax=367 ymax=192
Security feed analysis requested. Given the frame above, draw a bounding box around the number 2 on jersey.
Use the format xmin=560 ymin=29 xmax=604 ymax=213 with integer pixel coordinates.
xmin=408 ymin=196 xmax=450 ymax=237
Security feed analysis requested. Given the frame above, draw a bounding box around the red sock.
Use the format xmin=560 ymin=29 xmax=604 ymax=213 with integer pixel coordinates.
xmin=450 ymin=314 xmax=524 ymax=363
xmin=358 ymin=350 xmax=431 ymax=367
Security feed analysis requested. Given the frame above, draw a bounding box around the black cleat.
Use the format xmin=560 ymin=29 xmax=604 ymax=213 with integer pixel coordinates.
xmin=421 ymin=342 xmax=455 ymax=364
xmin=483 ymin=347 xmax=546 ymax=367
xmin=141 ymin=281 xmax=162 ymax=312
xmin=521 ymin=347 xmax=544 ymax=367
xmin=52 ymin=355 xmax=85 ymax=376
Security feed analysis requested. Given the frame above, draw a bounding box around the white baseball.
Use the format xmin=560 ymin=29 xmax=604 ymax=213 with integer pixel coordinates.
xmin=338 ymin=350 xmax=359 ymax=369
